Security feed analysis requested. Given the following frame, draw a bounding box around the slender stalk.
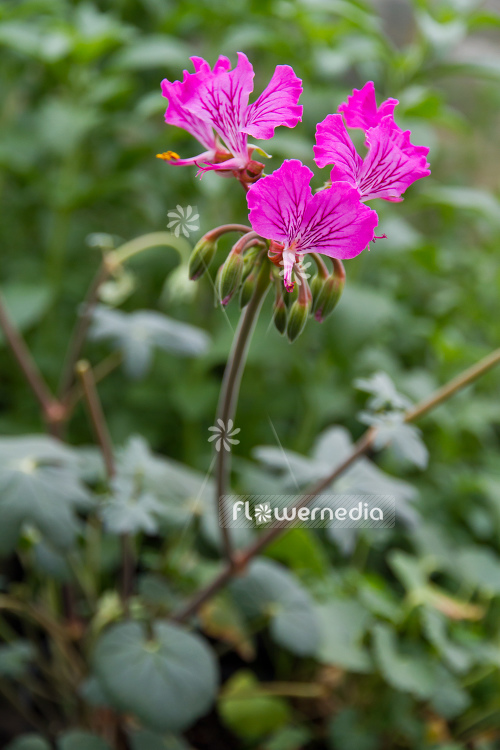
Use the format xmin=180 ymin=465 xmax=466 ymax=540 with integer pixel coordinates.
xmin=403 ymin=347 xmax=500 ymax=423
xmin=76 ymin=360 xmax=115 ymax=478
xmin=215 ymin=265 xmax=271 ymax=565
xmin=173 ymin=345 xmax=500 ymax=622
xmin=205 ymin=224 xmax=252 ymax=242
xmin=59 ymin=263 xmax=110 ymax=400
xmin=76 ymin=361 xmax=134 ymax=612
xmin=66 ymin=351 xmax=122 ymax=414
xmin=0 ymin=291 xmax=64 ymax=429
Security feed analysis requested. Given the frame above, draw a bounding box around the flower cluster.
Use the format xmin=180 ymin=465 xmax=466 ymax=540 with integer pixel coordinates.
xmin=160 ymin=58 xmax=430 ymax=340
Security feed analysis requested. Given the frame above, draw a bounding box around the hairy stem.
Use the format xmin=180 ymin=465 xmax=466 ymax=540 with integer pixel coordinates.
xmin=215 ymin=265 xmax=271 ymax=565
xmin=173 ymin=345 xmax=500 ymax=622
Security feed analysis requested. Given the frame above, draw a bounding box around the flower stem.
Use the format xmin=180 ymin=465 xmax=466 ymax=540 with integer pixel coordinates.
xmin=215 ymin=263 xmax=271 ymax=565
xmin=173 ymin=344 xmax=500 ymax=622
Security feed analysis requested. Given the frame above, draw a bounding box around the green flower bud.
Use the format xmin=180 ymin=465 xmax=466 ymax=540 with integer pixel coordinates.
xmin=286 ymin=297 xmax=311 ymax=342
xmin=309 ymin=274 xmax=325 ymax=314
xmin=218 ymin=252 xmax=244 ymax=306
xmin=239 ymin=269 xmax=257 ymax=309
xmin=273 ymin=299 xmax=287 ymax=335
xmin=314 ymin=273 xmax=345 ymax=322
xmin=188 ymin=237 xmax=217 ymax=280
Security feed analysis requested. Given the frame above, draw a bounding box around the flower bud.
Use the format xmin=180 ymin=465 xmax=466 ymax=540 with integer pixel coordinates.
xmin=314 ymin=273 xmax=345 ymax=322
xmin=218 ymin=252 xmax=244 ymax=306
xmin=273 ymin=286 xmax=287 ymax=335
xmin=309 ymin=274 xmax=325 ymax=314
xmin=286 ymin=296 xmax=311 ymax=342
xmin=239 ymin=269 xmax=257 ymax=309
xmin=188 ymin=237 xmax=217 ymax=280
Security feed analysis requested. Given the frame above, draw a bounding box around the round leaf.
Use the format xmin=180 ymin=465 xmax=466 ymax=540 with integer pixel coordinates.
xmin=93 ymin=621 xmax=218 ymax=732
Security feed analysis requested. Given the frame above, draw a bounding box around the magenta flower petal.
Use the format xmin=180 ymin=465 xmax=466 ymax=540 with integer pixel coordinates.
xmin=338 ymin=81 xmax=398 ymax=131
xmin=243 ymin=65 xmax=303 ymax=140
xmin=190 ymin=55 xmax=231 ymax=74
xmin=185 ymin=51 xmax=255 ymax=161
xmin=161 ymin=55 xmax=303 ymax=178
xmin=161 ymin=56 xmax=228 ymax=151
xmin=297 ymin=182 xmax=378 ymax=259
xmin=313 ymin=113 xmax=362 ymax=183
xmin=247 ymin=160 xmax=378 ymax=276
xmin=247 ymin=159 xmax=313 ymax=245
xmin=357 ymin=117 xmax=431 ymax=202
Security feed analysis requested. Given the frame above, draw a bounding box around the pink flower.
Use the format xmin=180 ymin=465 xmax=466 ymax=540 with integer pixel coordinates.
xmin=314 ymin=83 xmax=430 ymax=202
xmin=159 ymin=53 xmax=303 ymax=183
xmin=247 ymin=159 xmax=378 ymax=291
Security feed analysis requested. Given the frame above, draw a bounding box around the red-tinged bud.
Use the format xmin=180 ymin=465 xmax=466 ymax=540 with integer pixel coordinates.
xmin=314 ymin=260 xmax=345 ymax=322
xmin=218 ymin=252 xmax=244 ymax=306
xmin=189 ymin=237 xmax=217 ymax=280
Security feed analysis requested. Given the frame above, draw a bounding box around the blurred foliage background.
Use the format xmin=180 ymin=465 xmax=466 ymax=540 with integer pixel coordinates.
xmin=2 ymin=0 xmax=500 ymax=748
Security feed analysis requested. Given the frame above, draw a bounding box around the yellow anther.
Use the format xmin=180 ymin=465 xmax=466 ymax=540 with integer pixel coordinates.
xmin=156 ymin=151 xmax=180 ymax=161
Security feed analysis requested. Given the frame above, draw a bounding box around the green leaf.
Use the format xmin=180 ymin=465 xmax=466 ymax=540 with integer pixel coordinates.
xmin=263 ymin=727 xmax=312 ymax=750
xmin=92 ymin=621 xmax=218 ymax=732
xmin=0 ymin=436 xmax=92 ymax=554
xmin=128 ymin=730 xmax=191 ymax=750
xmin=57 ymin=731 xmax=112 ymax=750
xmin=265 ymin=528 xmax=328 ymax=577
xmin=218 ymin=671 xmax=290 ymax=741
xmin=355 ymin=372 xmax=412 ymax=411
xmin=230 ymin=558 xmax=320 ymax=656
xmin=90 ymin=306 xmax=210 ymax=379
xmin=316 ymin=599 xmax=372 ymax=672
xmin=0 ymin=640 xmax=35 ymax=678
xmin=5 ymin=736 xmax=51 ymax=750
xmin=423 ymin=186 xmax=500 ymax=226
xmin=115 ymin=436 xmax=212 ymax=529
xmin=101 ymin=476 xmax=165 ymax=535
xmin=329 ymin=708 xmax=378 ymax=750
xmin=0 ymin=284 xmax=53 ymax=344
xmin=451 ymin=547 xmax=500 ymax=594
xmin=374 ymin=419 xmax=429 ymax=470
xmin=372 ymin=624 xmax=435 ymax=698
xmin=112 ymin=35 xmax=190 ymax=69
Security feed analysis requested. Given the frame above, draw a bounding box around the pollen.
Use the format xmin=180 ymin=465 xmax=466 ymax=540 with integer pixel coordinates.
xmin=156 ymin=151 xmax=180 ymax=161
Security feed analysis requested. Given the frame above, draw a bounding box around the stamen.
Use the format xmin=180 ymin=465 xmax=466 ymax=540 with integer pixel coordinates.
xmin=156 ymin=151 xmax=180 ymax=161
